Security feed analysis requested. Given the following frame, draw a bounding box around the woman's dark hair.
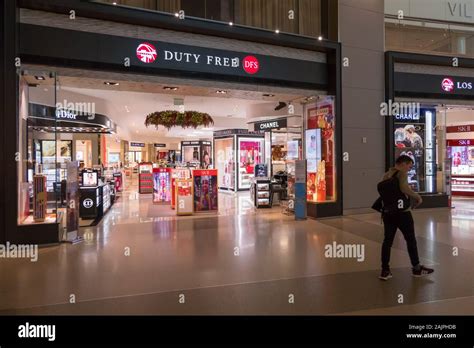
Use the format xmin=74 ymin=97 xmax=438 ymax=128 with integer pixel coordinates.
xmin=395 ymin=155 xmax=414 ymax=165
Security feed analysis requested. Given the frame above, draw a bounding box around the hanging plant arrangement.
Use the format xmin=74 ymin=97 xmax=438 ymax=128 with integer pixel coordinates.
xmin=144 ymin=110 xmax=214 ymax=130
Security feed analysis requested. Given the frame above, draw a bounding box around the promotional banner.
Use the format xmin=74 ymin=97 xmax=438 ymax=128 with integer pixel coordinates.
xmin=153 ymin=168 xmax=172 ymax=203
xmin=193 ymin=169 xmax=218 ymax=213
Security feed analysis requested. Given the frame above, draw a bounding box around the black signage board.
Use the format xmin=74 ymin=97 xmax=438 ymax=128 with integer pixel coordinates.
xmin=213 ymin=129 xmax=263 ymax=137
xmin=181 ymin=141 xmax=201 ymax=146
xmin=253 ymin=118 xmax=288 ymax=132
xmin=395 ymin=72 xmax=474 ymax=99
xmin=130 ymin=142 xmax=145 ymax=147
xmin=20 ymin=24 xmax=328 ymax=90
xmin=28 ymin=103 xmax=117 ymax=133
xmin=154 ymin=143 xmax=166 ymax=148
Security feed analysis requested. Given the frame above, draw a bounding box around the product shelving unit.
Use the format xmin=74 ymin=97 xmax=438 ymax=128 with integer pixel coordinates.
xmin=139 ymin=162 xmax=153 ymax=194
xmin=254 ymin=179 xmax=271 ymax=208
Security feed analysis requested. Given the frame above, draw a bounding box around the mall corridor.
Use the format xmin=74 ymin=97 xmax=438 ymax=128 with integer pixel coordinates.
xmin=1 ymin=193 xmax=473 ymax=315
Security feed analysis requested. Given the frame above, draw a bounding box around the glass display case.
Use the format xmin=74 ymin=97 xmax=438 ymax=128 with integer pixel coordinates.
xmin=237 ymin=137 xmax=264 ymax=190
xmin=214 ymin=137 xmax=235 ymax=191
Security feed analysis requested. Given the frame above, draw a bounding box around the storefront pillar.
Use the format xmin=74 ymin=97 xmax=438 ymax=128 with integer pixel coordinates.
xmin=1 ymin=0 xmax=19 ymax=243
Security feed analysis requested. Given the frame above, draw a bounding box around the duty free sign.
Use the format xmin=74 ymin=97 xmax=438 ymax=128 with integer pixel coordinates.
xmin=20 ymin=24 xmax=327 ymax=87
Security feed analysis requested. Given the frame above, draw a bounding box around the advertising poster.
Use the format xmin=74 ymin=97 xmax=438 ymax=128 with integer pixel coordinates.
xmin=287 ymin=140 xmax=299 ymax=160
xmin=215 ymin=138 xmax=235 ymax=189
xmin=201 ymin=144 xmax=212 ymax=169
xmin=153 ymin=168 xmax=172 ymax=203
xmin=451 ymin=146 xmax=472 ymax=175
xmin=66 ymin=161 xmax=79 ymax=239
xmin=183 ymin=146 xmax=200 ymax=163
xmin=82 ymin=171 xmax=98 ymax=186
xmin=193 ymin=169 xmax=218 ymax=213
xmin=254 ymin=164 xmax=268 ymax=178
xmin=394 ymin=123 xmax=425 ymax=192
xmin=306 ymin=97 xmax=335 ymax=202
xmin=238 ymin=138 xmax=263 ymax=190
xmin=167 ymin=150 xmax=177 ymax=163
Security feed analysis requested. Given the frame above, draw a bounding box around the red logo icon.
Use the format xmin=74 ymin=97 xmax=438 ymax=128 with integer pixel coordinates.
xmin=243 ymin=55 xmax=259 ymax=74
xmin=441 ymin=77 xmax=454 ymax=92
xmin=136 ymin=42 xmax=157 ymax=63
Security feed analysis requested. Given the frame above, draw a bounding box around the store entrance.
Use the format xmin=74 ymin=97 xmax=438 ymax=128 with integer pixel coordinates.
xmin=443 ymin=106 xmax=474 ymax=206
xmin=392 ymin=103 xmax=474 ymax=208
xmin=18 ymin=68 xmax=327 ymax=227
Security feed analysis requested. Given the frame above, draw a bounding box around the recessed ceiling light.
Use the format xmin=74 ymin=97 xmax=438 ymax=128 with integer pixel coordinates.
xmin=229 ymin=22 xmax=233 ymax=26
xmin=104 ymin=81 xmax=119 ymax=86
xmin=125 ymin=105 xmax=130 ymax=113
xmin=216 ymin=90 xmax=227 ymax=94
xmin=263 ymin=94 xmax=275 ymax=97
xmin=35 ymin=76 xmax=45 ymax=80
xmin=318 ymin=36 xmax=323 ymax=41
xmin=174 ymin=12 xmax=179 ymax=17
xmin=163 ymin=86 xmax=179 ymax=91
xmin=275 ymin=29 xmax=280 ymax=34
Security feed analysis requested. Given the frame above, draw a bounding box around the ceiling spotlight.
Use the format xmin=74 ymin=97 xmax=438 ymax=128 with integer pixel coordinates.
xmin=216 ymin=90 xmax=227 ymax=94
xmin=104 ymin=81 xmax=119 ymax=86
xmin=263 ymin=94 xmax=275 ymax=97
xmin=163 ymin=86 xmax=179 ymax=91
xmin=275 ymin=29 xmax=280 ymax=34
xmin=113 ymin=2 xmax=117 ymax=5
xmin=318 ymin=36 xmax=323 ymax=41
xmin=35 ymin=76 xmax=45 ymax=80
xmin=275 ymin=102 xmax=287 ymax=111
xmin=229 ymin=22 xmax=233 ymax=26
xmin=174 ymin=12 xmax=179 ymax=17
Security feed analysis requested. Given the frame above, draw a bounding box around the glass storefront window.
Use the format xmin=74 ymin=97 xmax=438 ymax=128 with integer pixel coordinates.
xmin=305 ymin=95 xmax=336 ymax=203
xmin=93 ymin=0 xmax=322 ymax=38
xmin=17 ymin=70 xmax=60 ymax=225
xmin=385 ymin=18 xmax=474 ymax=59
xmin=393 ymin=105 xmax=438 ymax=193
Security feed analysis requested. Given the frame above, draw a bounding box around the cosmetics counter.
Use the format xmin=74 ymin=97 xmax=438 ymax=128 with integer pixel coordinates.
xmin=79 ymin=169 xmax=116 ymax=220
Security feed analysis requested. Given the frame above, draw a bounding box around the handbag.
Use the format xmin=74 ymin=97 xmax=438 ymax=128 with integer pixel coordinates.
xmin=371 ymin=196 xmax=384 ymax=213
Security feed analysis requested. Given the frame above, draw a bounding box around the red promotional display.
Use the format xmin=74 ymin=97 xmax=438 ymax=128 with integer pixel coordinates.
xmin=153 ymin=168 xmax=172 ymax=203
xmin=193 ymin=169 xmax=218 ymax=213
xmin=306 ymin=97 xmax=335 ymax=202
xmin=171 ymin=168 xmax=191 ymax=209
xmin=113 ymin=173 xmax=123 ymax=192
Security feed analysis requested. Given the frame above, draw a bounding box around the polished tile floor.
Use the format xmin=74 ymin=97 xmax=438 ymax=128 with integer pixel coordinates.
xmin=1 ymin=182 xmax=473 ymax=315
